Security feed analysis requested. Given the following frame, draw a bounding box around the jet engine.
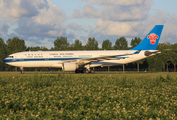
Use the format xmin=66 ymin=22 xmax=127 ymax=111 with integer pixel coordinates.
xmin=62 ymin=62 xmax=79 ymax=71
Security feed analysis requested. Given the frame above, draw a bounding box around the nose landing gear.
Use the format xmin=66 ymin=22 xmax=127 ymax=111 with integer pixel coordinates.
xmin=20 ymin=67 xmax=24 ymax=74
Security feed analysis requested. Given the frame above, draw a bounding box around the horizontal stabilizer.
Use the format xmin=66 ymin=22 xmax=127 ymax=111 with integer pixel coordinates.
xmin=133 ymin=50 xmax=141 ymax=54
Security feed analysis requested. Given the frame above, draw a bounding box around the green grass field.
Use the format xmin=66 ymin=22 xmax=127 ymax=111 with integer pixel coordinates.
xmin=0 ymin=72 xmax=177 ymax=119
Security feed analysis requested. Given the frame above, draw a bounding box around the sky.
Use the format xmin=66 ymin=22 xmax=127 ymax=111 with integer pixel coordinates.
xmin=0 ymin=0 xmax=177 ymax=48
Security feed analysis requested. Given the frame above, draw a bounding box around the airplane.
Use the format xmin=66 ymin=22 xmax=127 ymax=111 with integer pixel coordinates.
xmin=3 ymin=25 xmax=164 ymax=74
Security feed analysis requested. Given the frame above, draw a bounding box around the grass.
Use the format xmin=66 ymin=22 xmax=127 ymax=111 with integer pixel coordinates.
xmin=0 ymin=72 xmax=177 ymax=119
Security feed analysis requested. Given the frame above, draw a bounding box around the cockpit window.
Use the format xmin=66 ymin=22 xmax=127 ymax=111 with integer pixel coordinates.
xmin=8 ymin=56 xmax=14 ymax=58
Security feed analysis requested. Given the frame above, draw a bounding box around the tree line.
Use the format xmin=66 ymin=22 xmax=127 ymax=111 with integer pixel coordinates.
xmin=0 ymin=37 xmax=177 ymax=72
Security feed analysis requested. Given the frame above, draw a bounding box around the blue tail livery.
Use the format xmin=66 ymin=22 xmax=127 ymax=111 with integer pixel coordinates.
xmin=131 ymin=25 xmax=164 ymax=50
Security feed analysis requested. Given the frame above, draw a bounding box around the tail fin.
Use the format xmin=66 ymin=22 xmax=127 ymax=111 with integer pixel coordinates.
xmin=131 ymin=25 xmax=164 ymax=50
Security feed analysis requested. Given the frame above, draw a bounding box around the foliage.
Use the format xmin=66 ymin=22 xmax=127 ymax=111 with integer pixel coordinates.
xmin=157 ymin=42 xmax=171 ymax=62
xmin=147 ymin=55 xmax=165 ymax=71
xmin=54 ymin=37 xmax=70 ymax=50
xmin=130 ymin=37 xmax=142 ymax=48
xmin=70 ymin=39 xmax=83 ymax=50
xmin=6 ymin=37 xmax=26 ymax=55
xmin=85 ymin=38 xmax=98 ymax=50
xmin=102 ymin=39 xmax=112 ymax=50
xmin=169 ymin=44 xmax=177 ymax=72
xmin=27 ymin=46 xmax=48 ymax=51
xmin=0 ymin=38 xmax=7 ymax=71
xmin=0 ymin=73 xmax=177 ymax=119
xmin=157 ymin=43 xmax=172 ymax=71
xmin=114 ymin=37 xmax=128 ymax=50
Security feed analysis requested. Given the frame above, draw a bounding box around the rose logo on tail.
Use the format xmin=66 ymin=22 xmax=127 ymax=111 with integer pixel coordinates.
xmin=147 ymin=33 xmax=159 ymax=45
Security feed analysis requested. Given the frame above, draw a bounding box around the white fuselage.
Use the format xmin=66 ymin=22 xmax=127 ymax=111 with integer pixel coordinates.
xmin=4 ymin=50 xmax=156 ymax=68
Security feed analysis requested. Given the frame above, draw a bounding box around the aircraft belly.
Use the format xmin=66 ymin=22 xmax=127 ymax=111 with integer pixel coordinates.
xmin=7 ymin=61 xmax=56 ymax=67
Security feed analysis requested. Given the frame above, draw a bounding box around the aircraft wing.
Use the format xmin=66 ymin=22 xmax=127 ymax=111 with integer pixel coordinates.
xmin=59 ymin=52 xmax=134 ymax=65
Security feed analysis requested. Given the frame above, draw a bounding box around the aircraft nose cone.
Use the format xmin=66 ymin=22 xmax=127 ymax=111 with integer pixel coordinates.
xmin=3 ymin=58 xmax=7 ymax=63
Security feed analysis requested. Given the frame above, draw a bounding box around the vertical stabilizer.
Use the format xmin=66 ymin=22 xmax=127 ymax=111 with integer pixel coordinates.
xmin=131 ymin=25 xmax=164 ymax=50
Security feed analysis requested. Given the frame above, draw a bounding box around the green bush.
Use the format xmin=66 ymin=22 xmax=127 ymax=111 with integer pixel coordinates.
xmin=0 ymin=73 xmax=177 ymax=119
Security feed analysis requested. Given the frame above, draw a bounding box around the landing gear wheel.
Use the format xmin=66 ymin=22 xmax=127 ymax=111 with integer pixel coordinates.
xmin=20 ymin=67 xmax=24 ymax=74
xmin=81 ymin=70 xmax=84 ymax=73
xmin=90 ymin=70 xmax=95 ymax=73
xmin=85 ymin=69 xmax=89 ymax=74
xmin=21 ymin=70 xmax=24 ymax=74
xmin=75 ymin=69 xmax=80 ymax=73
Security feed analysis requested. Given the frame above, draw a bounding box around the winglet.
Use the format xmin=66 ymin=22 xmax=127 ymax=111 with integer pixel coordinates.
xmin=131 ymin=25 xmax=164 ymax=50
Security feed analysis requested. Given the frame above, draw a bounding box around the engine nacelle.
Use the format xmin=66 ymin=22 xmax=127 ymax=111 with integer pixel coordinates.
xmin=62 ymin=62 xmax=79 ymax=71
xmin=144 ymin=51 xmax=152 ymax=56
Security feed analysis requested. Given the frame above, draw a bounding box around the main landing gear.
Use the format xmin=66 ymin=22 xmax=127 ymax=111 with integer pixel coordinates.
xmin=85 ymin=69 xmax=95 ymax=74
xmin=75 ymin=69 xmax=85 ymax=73
xmin=20 ymin=67 xmax=24 ymax=74
xmin=75 ymin=68 xmax=95 ymax=74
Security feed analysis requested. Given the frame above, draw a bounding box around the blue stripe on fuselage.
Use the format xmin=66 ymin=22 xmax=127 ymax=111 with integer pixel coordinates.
xmin=3 ymin=57 xmax=129 ymax=63
xmin=3 ymin=58 xmax=82 ymax=63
